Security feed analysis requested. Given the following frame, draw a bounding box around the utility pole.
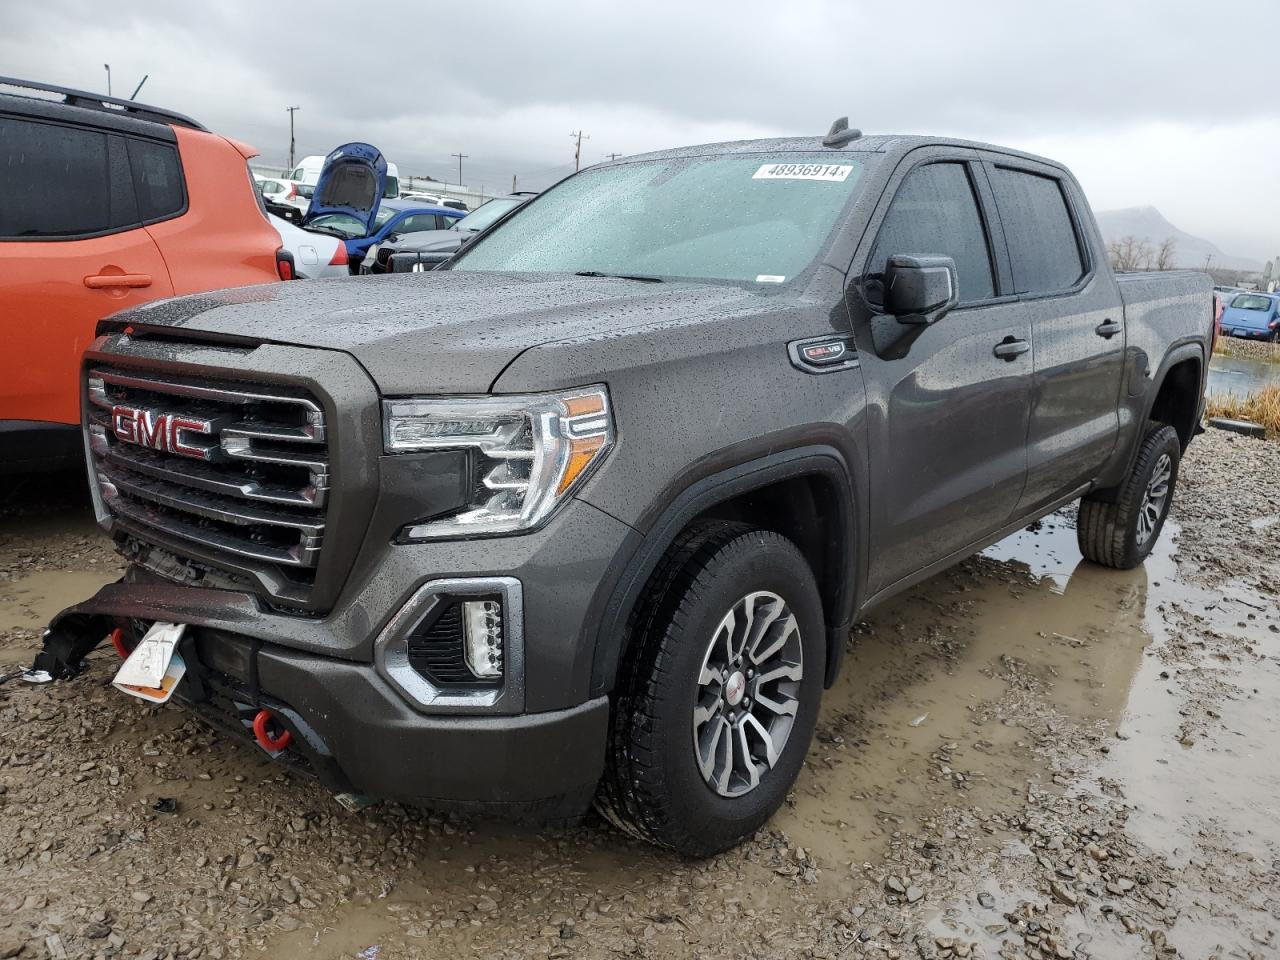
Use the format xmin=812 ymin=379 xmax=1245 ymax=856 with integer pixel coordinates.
xmin=285 ymin=106 xmax=300 ymax=171
xmin=606 ymin=152 xmax=623 ymax=161
xmin=450 ymin=152 xmax=468 ymax=186
xmin=570 ymin=130 xmax=590 ymax=172
xmin=1203 ymin=253 xmax=1213 ymax=272
xmin=104 ymin=64 xmax=111 ymax=96
xmin=512 ymin=174 xmax=517 ymax=193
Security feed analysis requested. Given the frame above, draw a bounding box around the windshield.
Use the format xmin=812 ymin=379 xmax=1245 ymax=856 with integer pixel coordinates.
xmin=453 ymin=153 xmax=869 ymax=284
xmin=1231 ymin=294 xmax=1273 ymax=311
xmin=456 ymin=197 xmax=524 ymax=233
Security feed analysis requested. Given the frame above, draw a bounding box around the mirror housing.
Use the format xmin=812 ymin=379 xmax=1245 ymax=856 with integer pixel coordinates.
xmin=884 ymin=255 xmax=959 ymax=325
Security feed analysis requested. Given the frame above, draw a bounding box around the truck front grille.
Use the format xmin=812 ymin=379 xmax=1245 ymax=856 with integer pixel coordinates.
xmin=85 ymin=366 xmax=330 ymax=584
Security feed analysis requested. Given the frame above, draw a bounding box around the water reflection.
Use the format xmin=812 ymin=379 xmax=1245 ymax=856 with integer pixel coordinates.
xmin=1207 ymin=354 xmax=1279 ymax=398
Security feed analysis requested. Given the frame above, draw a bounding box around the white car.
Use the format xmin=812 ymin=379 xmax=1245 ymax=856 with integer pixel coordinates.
xmin=401 ymin=191 xmax=443 ymax=205
xmin=256 ymin=176 xmax=310 ymax=213
xmin=267 ymin=213 xmax=349 ymax=279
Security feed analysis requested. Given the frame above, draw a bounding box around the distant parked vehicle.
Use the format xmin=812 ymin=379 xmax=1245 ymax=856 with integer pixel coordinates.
xmin=268 ymin=213 xmax=348 ymax=279
xmin=401 ymin=192 xmax=443 ymax=205
xmin=362 ymin=192 xmax=537 ymax=274
xmin=440 ymin=198 xmax=469 ymax=212
xmin=0 ymin=76 xmax=288 ymax=474
xmin=300 ymin=144 xmax=462 ymax=270
xmin=1218 ymin=292 xmax=1280 ymax=341
xmin=256 ymin=176 xmax=294 ymax=201
xmin=308 ymin=200 xmax=463 ymax=271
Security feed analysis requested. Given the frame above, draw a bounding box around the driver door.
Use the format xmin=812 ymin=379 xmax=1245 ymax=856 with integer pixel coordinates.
xmin=850 ymin=152 xmax=1033 ymax=594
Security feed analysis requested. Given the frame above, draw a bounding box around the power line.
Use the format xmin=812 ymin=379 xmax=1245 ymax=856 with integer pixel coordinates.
xmin=606 ymin=152 xmax=623 ymax=161
xmin=570 ymin=130 xmax=590 ymax=172
xmin=450 ymin=152 xmax=468 ymax=186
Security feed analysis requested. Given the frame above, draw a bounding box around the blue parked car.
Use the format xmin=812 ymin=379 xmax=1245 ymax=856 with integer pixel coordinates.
xmin=1218 ymin=292 xmax=1280 ymax=342
xmin=302 ymin=142 xmax=464 ymax=272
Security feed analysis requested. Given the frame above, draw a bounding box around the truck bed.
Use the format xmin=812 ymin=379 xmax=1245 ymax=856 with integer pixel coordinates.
xmin=1115 ymin=270 xmax=1213 ymax=371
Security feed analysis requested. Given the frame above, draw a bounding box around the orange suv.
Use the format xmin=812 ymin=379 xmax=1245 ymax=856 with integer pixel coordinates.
xmin=0 ymin=77 xmax=290 ymax=474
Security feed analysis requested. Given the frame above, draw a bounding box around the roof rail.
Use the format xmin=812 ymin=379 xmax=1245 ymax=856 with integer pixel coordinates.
xmin=822 ymin=116 xmax=862 ymax=148
xmin=0 ymin=76 xmax=207 ymax=131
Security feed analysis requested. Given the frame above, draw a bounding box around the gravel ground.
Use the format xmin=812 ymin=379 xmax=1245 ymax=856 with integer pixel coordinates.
xmin=1 ymin=428 xmax=1278 ymax=960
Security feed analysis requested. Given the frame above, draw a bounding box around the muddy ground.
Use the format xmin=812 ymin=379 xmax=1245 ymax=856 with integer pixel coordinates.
xmin=1 ymin=428 xmax=1277 ymax=960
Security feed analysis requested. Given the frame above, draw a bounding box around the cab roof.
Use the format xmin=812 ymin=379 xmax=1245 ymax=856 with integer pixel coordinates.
xmin=604 ymin=133 xmax=1065 ymax=173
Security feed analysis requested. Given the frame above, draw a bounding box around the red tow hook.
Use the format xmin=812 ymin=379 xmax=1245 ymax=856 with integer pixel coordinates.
xmin=109 ymin=627 xmax=129 ymax=659
xmin=252 ymin=709 xmax=293 ymax=752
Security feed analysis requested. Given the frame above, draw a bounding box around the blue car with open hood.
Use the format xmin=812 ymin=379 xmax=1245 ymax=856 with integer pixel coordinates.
xmin=1218 ymin=292 xmax=1280 ymax=341
xmin=302 ymin=142 xmax=464 ymax=272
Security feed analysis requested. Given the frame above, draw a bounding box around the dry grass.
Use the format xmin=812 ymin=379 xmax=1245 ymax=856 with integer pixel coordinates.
xmin=1205 ymin=383 xmax=1280 ymax=436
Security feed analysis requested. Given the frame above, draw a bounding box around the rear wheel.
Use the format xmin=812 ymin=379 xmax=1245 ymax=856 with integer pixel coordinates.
xmin=596 ymin=522 xmax=825 ymax=856
xmin=1077 ymin=424 xmax=1180 ymax=569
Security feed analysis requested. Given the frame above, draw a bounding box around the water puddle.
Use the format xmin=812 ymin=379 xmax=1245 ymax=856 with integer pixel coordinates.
xmin=1208 ymin=354 xmax=1280 ymax=398
xmin=776 ymin=512 xmax=1157 ymax=871
xmin=0 ymin=569 xmax=120 ymax=636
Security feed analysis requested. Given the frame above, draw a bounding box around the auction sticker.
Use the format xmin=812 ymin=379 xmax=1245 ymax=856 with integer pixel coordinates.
xmin=753 ymin=163 xmax=852 ymax=182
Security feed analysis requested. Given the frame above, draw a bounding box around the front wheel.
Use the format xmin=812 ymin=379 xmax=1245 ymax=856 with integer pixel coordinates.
xmin=596 ymin=522 xmax=825 ymax=856
xmin=1077 ymin=424 xmax=1181 ymax=569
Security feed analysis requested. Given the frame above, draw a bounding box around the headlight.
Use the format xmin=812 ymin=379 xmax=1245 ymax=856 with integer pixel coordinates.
xmin=384 ymin=386 xmax=614 ymax=539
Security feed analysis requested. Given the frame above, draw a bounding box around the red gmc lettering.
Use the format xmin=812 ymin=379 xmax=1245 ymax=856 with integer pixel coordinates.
xmin=109 ymin=405 xmax=213 ymax=460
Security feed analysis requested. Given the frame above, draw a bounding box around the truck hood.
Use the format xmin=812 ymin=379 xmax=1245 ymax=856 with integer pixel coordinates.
xmin=116 ymin=272 xmax=770 ymax=394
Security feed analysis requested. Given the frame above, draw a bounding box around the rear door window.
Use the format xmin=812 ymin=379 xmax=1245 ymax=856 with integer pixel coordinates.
xmin=126 ymin=138 xmax=185 ymax=222
xmin=988 ymin=167 xmax=1085 ymax=295
xmin=0 ymin=116 xmax=137 ymax=239
xmin=393 ymin=214 xmax=444 ymax=235
xmin=868 ymin=161 xmax=995 ymax=303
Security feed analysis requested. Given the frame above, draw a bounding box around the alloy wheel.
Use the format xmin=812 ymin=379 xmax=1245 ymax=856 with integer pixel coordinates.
xmin=1137 ymin=452 xmax=1173 ymax=545
xmin=692 ymin=590 xmax=803 ymax=798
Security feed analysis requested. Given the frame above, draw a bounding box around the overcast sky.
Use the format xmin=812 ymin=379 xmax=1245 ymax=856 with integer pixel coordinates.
xmin=6 ymin=0 xmax=1277 ymax=261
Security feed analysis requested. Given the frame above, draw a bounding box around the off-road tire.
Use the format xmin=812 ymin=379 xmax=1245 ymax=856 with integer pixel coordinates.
xmin=595 ymin=521 xmax=825 ymax=856
xmin=1078 ymin=423 xmax=1181 ymax=569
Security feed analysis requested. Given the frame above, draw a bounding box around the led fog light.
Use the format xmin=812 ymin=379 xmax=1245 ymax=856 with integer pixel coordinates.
xmin=462 ymin=599 xmax=504 ymax=679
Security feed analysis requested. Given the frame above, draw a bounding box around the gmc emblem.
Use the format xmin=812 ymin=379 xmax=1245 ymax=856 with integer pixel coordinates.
xmin=111 ymin=404 xmax=219 ymax=461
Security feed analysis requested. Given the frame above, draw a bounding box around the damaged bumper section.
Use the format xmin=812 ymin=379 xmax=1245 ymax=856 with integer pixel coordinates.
xmin=43 ymin=579 xmax=611 ymax=818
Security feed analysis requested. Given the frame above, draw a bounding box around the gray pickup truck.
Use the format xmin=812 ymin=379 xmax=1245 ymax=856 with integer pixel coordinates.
xmin=42 ymin=120 xmax=1213 ymax=855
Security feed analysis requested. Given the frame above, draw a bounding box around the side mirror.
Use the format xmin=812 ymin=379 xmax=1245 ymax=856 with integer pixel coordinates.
xmin=884 ymin=255 xmax=959 ymax=324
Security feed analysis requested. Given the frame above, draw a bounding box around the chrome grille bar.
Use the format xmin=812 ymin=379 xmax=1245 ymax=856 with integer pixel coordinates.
xmin=86 ymin=365 xmax=330 ymax=579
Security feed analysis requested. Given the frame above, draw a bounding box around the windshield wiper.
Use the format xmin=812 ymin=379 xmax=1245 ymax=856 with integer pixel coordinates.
xmin=303 ymin=225 xmax=353 ymax=240
xmin=574 ymin=270 xmax=664 ymax=283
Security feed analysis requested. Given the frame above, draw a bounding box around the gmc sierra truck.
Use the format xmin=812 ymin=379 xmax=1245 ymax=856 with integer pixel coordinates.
xmin=40 ymin=121 xmax=1213 ymax=856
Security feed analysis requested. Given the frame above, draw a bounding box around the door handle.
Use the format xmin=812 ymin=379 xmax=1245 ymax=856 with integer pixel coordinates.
xmin=993 ymin=337 xmax=1030 ymax=361
xmin=1095 ymin=318 xmax=1122 ymax=338
xmin=84 ymin=273 xmax=152 ymax=289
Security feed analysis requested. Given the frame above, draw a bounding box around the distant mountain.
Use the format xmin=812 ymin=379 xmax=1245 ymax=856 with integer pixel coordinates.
xmin=1093 ymin=206 xmax=1262 ymax=273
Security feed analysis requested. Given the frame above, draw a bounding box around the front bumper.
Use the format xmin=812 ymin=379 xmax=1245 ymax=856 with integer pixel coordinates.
xmin=48 ymin=595 xmax=612 ymax=816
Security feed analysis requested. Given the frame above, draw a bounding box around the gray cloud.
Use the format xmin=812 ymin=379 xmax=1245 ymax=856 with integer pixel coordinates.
xmin=5 ymin=0 xmax=1277 ymax=258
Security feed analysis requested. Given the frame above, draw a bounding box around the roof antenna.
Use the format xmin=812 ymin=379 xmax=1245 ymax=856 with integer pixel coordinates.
xmin=822 ymin=116 xmax=862 ymax=148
